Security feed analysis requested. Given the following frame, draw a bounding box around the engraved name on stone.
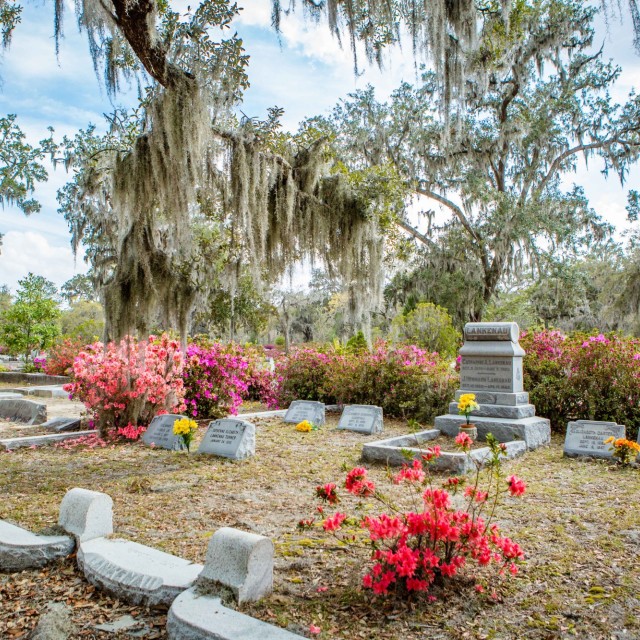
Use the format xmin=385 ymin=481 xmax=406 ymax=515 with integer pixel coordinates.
xmin=283 ymin=401 xmax=325 ymax=425
xmin=460 ymin=356 xmax=518 ymax=392
xmin=564 ymin=421 xmax=625 ymax=458
xmin=463 ymin=322 xmax=519 ymax=343
xmin=338 ymin=405 xmax=382 ymax=434
xmin=142 ymin=414 xmax=186 ymax=450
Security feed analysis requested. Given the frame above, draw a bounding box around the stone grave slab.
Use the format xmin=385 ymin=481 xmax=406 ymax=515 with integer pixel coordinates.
xmin=0 ymin=520 xmax=74 ymax=571
xmin=78 ymin=538 xmax=203 ymax=606
xmin=563 ymin=420 xmax=625 ymax=459
xmin=0 ymin=392 xmax=23 ymax=400
xmin=141 ymin=414 xmax=187 ymax=451
xmin=167 ymin=591 xmax=306 ymax=640
xmin=197 ymin=419 xmax=255 ymax=460
xmin=42 ymin=417 xmax=82 ymax=433
xmin=0 ymin=398 xmax=47 ymax=424
xmin=59 ymin=488 xmax=113 ymax=543
xmin=337 ymin=405 xmax=383 ymax=434
xmin=282 ymin=400 xmax=325 ymax=426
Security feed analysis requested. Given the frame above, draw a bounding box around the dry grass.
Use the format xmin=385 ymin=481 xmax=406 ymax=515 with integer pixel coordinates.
xmin=0 ymin=410 xmax=639 ymax=639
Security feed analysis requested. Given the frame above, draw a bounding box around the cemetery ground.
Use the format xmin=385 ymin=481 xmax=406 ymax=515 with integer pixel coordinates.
xmin=0 ymin=403 xmax=639 ymax=638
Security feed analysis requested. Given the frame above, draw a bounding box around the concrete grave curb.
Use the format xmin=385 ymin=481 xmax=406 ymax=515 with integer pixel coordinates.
xmin=0 ymin=398 xmax=47 ymax=425
xmin=59 ymin=488 xmax=113 ymax=543
xmin=0 ymin=430 xmax=94 ymax=450
xmin=0 ymin=520 xmax=74 ymax=571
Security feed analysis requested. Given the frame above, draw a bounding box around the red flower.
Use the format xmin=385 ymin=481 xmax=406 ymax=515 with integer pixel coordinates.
xmin=507 ymin=475 xmax=526 ymax=496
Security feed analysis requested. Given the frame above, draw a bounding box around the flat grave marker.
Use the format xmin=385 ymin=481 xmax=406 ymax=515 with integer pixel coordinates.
xmin=198 ymin=418 xmax=255 ymax=460
xmin=141 ymin=414 xmax=187 ymax=451
xmin=283 ymin=401 xmax=325 ymax=426
xmin=563 ymin=420 xmax=625 ymax=459
xmin=337 ymin=405 xmax=383 ymax=434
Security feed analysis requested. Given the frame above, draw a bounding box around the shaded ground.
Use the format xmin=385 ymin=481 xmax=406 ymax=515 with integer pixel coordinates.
xmin=0 ymin=407 xmax=638 ymax=639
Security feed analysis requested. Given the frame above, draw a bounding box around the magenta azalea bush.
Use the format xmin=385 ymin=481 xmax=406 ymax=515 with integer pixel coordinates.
xmin=276 ymin=341 xmax=458 ymax=424
xmin=64 ymin=334 xmax=185 ymax=439
xmin=182 ymin=342 xmax=280 ymax=419
xmin=521 ymin=330 xmax=640 ymax=439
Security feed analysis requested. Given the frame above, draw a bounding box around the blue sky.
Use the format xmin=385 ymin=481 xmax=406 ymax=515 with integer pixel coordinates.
xmin=0 ymin=0 xmax=638 ymax=292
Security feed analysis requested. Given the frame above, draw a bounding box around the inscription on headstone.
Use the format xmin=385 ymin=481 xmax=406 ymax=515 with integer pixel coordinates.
xmin=141 ymin=414 xmax=187 ymax=451
xmin=283 ymin=401 xmax=325 ymax=426
xmin=337 ymin=405 xmax=383 ymax=434
xmin=563 ymin=420 xmax=625 ymax=459
xmin=460 ymin=356 xmax=522 ymax=393
xmin=464 ymin=323 xmax=519 ymax=342
xmin=197 ymin=418 xmax=255 ymax=459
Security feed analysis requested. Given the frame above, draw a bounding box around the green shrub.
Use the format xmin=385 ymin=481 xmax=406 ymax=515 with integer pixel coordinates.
xmin=389 ymin=303 xmax=460 ymax=358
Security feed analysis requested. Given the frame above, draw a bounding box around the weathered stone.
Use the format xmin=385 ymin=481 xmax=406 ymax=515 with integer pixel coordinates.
xmin=563 ymin=420 xmax=625 ymax=459
xmin=464 ymin=322 xmax=520 ymax=342
xmin=142 ymin=414 xmax=188 ymax=450
xmin=0 ymin=430 xmax=95 ymax=450
xmin=78 ymin=538 xmax=203 ymax=606
xmin=167 ymin=590 xmax=306 ymax=640
xmin=448 ymin=402 xmax=535 ymax=419
xmin=23 ymin=385 xmax=69 ymax=398
xmin=200 ymin=527 xmax=273 ymax=603
xmin=0 ymin=520 xmax=74 ymax=571
xmin=197 ymin=419 xmax=255 ymax=460
xmin=454 ymin=390 xmax=530 ymax=406
xmin=0 ymin=392 xmax=23 ymax=400
xmin=361 ymin=431 xmax=526 ymax=473
xmin=0 ymin=398 xmax=47 ymax=424
xmin=337 ymin=405 xmax=383 ymax=434
xmin=434 ymin=415 xmax=551 ymax=450
xmin=58 ymin=488 xmax=113 ymax=542
xmin=30 ymin=603 xmax=77 ymax=640
xmin=282 ymin=401 xmax=325 ymax=426
xmin=0 ymin=372 xmax=69 ymax=385
xmin=236 ymin=410 xmax=286 ymax=420
xmin=41 ymin=417 xmax=83 ymax=433
xmin=459 ymin=347 xmax=525 ymax=394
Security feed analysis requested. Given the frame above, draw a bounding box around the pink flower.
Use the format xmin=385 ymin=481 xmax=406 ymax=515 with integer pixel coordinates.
xmin=322 ymin=512 xmax=346 ymax=532
xmin=507 ymin=475 xmax=526 ymax=496
xmin=455 ymin=432 xmax=473 ymax=449
xmin=309 ymin=625 xmax=321 ymax=635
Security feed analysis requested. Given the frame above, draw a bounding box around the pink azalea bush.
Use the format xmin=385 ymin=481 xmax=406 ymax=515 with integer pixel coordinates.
xmin=276 ymin=341 xmax=458 ymax=424
xmin=304 ymin=434 xmax=526 ymax=597
xmin=64 ymin=334 xmax=185 ymax=439
xmin=44 ymin=337 xmax=86 ymax=377
xmin=521 ymin=330 xmax=640 ymax=438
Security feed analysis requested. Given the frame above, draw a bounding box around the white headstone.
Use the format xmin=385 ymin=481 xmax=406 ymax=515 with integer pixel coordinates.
xmin=197 ymin=419 xmax=255 ymax=459
xmin=199 ymin=527 xmax=273 ymax=603
xmin=141 ymin=414 xmax=187 ymax=451
xmin=283 ymin=400 xmax=325 ymax=426
xmin=58 ymin=488 xmax=113 ymax=542
xmin=337 ymin=405 xmax=383 ymax=434
xmin=563 ymin=420 xmax=626 ymax=459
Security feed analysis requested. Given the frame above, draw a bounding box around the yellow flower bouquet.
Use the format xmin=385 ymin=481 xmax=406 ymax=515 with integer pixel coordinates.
xmin=296 ymin=420 xmax=315 ymax=432
xmin=457 ymin=393 xmax=479 ymax=425
xmin=173 ymin=417 xmax=198 ymax=451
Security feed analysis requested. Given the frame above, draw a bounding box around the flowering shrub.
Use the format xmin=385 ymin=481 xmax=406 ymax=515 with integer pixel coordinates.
xmin=65 ymin=334 xmax=185 ymax=438
xmin=304 ymin=434 xmax=526 ymax=597
xmin=32 ymin=356 xmax=47 ymax=372
xmin=521 ymin=331 xmax=640 ymax=439
xmin=276 ymin=341 xmax=458 ymax=424
xmin=44 ymin=337 xmax=87 ymax=377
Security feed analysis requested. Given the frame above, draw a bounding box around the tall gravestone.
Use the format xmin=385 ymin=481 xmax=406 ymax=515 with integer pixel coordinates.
xmin=434 ymin=322 xmax=550 ymax=449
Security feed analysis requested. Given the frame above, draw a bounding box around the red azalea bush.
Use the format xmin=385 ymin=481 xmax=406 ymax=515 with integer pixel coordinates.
xmin=305 ymin=434 xmax=525 ymax=597
xmin=65 ymin=334 xmax=185 ymax=439
xmin=276 ymin=341 xmax=458 ymax=424
xmin=44 ymin=337 xmax=87 ymax=377
xmin=521 ymin=330 xmax=640 ymax=439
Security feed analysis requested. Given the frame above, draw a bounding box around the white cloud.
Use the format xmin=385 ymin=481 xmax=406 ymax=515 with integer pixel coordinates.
xmin=0 ymin=230 xmax=88 ymax=292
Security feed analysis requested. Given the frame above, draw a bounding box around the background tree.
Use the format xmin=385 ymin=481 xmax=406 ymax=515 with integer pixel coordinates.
xmin=0 ymin=273 xmax=60 ymax=361
xmin=60 ymin=300 xmax=104 ymax=342
xmin=61 ymin=274 xmax=98 ymax=304
xmin=316 ymin=0 xmax=639 ymax=322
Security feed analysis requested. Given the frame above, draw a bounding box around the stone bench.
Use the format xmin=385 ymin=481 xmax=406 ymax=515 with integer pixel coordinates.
xmin=167 ymin=591 xmax=306 ymax=640
xmin=0 ymin=520 xmax=74 ymax=571
xmin=0 ymin=398 xmax=47 ymax=424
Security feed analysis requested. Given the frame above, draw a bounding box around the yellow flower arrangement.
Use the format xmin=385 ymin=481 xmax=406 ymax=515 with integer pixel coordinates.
xmin=604 ymin=436 xmax=640 ymax=466
xmin=296 ymin=420 xmax=314 ymax=432
xmin=457 ymin=393 xmax=479 ymax=425
xmin=173 ymin=417 xmax=198 ymax=451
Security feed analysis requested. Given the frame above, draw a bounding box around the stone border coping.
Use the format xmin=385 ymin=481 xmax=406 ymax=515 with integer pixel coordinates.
xmin=0 ymin=430 xmax=95 ymax=450
xmin=167 ymin=590 xmax=306 ymax=640
xmin=0 ymin=520 xmax=74 ymax=571
xmin=237 ymin=410 xmax=286 ymax=419
xmin=78 ymin=538 xmax=203 ymax=607
xmin=361 ymin=430 xmax=527 ymax=474
xmin=0 ymin=372 xmax=70 ymax=385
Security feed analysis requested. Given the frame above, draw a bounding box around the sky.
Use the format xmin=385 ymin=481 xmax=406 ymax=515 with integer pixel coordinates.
xmin=0 ymin=0 xmax=638 ymax=293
